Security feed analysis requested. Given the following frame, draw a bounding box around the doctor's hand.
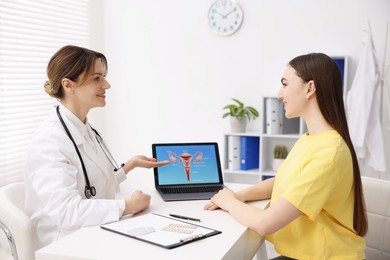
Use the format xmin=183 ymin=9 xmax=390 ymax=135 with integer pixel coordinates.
xmin=124 ymin=155 xmax=169 ymax=173
xmin=203 ymin=188 xmax=237 ymax=212
xmin=122 ymin=190 xmax=151 ymax=216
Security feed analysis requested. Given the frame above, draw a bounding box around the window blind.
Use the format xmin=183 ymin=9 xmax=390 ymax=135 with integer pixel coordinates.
xmin=0 ymin=0 xmax=91 ymax=187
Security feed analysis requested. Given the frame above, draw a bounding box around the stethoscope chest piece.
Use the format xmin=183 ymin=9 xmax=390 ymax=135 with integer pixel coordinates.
xmin=85 ymin=186 xmax=96 ymax=199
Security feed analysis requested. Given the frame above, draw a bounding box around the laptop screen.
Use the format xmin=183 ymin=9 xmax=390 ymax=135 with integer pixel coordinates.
xmin=152 ymin=142 xmax=223 ymax=186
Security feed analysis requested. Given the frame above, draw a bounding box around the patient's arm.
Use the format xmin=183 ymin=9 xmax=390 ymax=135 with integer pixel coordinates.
xmin=236 ymin=177 xmax=274 ymax=202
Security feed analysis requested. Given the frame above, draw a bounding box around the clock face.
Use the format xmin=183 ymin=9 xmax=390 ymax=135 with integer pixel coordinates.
xmin=208 ymin=0 xmax=243 ymax=36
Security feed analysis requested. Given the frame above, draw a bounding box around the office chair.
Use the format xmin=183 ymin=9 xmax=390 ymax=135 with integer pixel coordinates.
xmin=361 ymin=176 xmax=390 ymax=260
xmin=0 ymin=182 xmax=36 ymax=260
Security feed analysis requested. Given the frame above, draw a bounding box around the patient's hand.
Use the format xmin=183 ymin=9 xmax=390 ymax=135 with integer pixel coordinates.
xmin=203 ymin=201 xmax=220 ymax=211
xmin=204 ymin=188 xmax=237 ymax=212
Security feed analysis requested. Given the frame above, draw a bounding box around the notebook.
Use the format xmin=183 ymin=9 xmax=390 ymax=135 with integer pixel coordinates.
xmin=152 ymin=142 xmax=225 ymax=201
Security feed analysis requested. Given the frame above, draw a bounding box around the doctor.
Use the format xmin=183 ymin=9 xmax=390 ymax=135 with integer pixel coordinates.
xmin=24 ymin=45 xmax=169 ymax=249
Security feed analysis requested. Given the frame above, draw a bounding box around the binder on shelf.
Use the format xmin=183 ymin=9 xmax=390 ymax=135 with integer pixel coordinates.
xmin=240 ymin=136 xmax=260 ymax=170
xmin=265 ymin=98 xmax=283 ymax=134
xmin=228 ymin=136 xmax=241 ymax=170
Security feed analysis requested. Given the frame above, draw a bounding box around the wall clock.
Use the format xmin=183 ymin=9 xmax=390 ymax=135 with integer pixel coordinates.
xmin=208 ymin=0 xmax=243 ymax=36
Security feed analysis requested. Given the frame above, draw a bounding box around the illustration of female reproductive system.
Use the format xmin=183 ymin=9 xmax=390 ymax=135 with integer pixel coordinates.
xmin=168 ymin=151 xmax=203 ymax=181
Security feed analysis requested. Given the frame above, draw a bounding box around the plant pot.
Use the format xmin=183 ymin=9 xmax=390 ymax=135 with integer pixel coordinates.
xmin=230 ymin=117 xmax=247 ymax=133
xmin=272 ymin=158 xmax=285 ymax=172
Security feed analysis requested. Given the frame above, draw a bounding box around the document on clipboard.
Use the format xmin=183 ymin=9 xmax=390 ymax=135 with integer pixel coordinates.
xmin=101 ymin=213 xmax=221 ymax=249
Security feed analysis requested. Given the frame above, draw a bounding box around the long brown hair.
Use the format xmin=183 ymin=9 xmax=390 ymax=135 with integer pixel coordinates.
xmin=289 ymin=53 xmax=368 ymax=236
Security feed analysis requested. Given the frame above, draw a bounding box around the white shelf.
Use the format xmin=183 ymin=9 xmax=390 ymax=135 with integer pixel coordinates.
xmin=260 ymin=134 xmax=300 ymax=139
xmin=261 ymin=169 xmax=276 ymax=176
xmin=224 ymin=131 xmax=261 ymax=137
xmin=223 ymin=170 xmax=261 ymax=185
xmin=224 ymin=169 xmax=259 ymax=175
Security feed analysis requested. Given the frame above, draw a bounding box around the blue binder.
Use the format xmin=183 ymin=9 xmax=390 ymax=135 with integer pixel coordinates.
xmin=240 ymin=136 xmax=260 ymax=170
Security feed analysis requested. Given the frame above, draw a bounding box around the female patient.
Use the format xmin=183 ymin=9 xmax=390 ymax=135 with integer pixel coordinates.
xmin=204 ymin=53 xmax=367 ymax=259
xmin=25 ymin=45 xmax=168 ymax=249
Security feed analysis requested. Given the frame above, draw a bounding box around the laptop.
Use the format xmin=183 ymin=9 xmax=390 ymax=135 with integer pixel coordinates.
xmin=152 ymin=142 xmax=225 ymax=201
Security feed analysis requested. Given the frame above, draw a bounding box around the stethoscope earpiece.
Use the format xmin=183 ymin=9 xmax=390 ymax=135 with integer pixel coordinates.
xmin=114 ymin=163 xmax=125 ymax=172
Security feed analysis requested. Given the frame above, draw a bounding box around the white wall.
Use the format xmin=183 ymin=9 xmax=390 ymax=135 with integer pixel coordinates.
xmin=97 ymin=0 xmax=390 ymax=179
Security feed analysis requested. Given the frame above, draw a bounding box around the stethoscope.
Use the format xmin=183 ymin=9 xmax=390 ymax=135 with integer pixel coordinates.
xmin=56 ymin=105 xmax=124 ymax=199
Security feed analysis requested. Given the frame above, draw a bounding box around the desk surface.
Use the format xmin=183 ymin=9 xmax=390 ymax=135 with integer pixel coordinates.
xmin=35 ymin=170 xmax=268 ymax=260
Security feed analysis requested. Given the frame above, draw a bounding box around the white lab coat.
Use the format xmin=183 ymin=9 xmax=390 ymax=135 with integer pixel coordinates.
xmin=346 ymin=30 xmax=386 ymax=172
xmin=24 ymin=104 xmax=127 ymax=249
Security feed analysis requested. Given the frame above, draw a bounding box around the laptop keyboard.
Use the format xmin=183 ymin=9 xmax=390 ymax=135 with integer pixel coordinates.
xmin=160 ymin=186 xmax=223 ymax=194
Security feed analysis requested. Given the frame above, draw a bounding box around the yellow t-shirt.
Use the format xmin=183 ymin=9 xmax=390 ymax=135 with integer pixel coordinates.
xmin=266 ymin=130 xmax=365 ymax=260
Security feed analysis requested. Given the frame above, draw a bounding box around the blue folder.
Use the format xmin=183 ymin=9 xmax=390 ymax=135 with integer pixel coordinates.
xmin=240 ymin=136 xmax=260 ymax=170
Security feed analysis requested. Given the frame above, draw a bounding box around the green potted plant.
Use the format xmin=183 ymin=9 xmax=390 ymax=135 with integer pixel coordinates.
xmin=272 ymin=145 xmax=288 ymax=171
xmin=222 ymin=98 xmax=259 ymax=132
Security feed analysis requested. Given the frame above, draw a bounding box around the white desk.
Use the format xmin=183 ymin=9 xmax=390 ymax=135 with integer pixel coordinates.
xmin=35 ymin=170 xmax=269 ymax=260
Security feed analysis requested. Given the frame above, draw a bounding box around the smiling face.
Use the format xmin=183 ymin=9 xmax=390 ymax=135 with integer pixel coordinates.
xmin=62 ymin=58 xmax=111 ymax=120
xmin=73 ymin=58 xmax=110 ymax=110
xmin=277 ymin=65 xmax=310 ymax=119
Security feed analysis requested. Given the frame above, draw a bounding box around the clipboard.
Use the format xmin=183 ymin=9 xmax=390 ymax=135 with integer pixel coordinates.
xmin=101 ymin=213 xmax=221 ymax=249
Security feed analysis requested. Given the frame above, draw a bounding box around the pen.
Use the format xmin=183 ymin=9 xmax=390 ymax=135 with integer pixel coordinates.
xmin=169 ymin=214 xmax=201 ymax=222
xmin=180 ymin=233 xmax=204 ymax=243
